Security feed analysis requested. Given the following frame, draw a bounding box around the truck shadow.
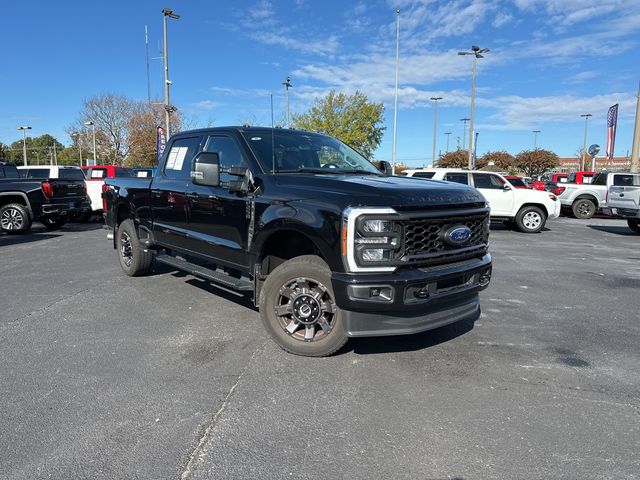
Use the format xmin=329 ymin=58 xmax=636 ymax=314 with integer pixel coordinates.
xmin=588 ymin=225 xmax=636 ymax=236
xmin=0 ymin=231 xmax=61 ymax=246
xmin=347 ymin=314 xmax=477 ymax=355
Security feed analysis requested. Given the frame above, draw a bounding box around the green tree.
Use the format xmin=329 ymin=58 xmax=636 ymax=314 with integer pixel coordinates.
xmin=0 ymin=142 xmax=9 ymax=161
xmin=291 ymin=90 xmax=385 ymax=159
xmin=515 ymin=149 xmax=559 ymax=177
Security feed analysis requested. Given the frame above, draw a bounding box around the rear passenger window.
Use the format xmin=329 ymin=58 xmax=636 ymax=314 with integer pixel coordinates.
xmin=24 ymin=169 xmax=50 ymax=179
xmin=412 ymin=172 xmax=435 ymax=179
xmin=163 ymin=136 xmax=202 ymax=179
xmin=444 ymin=173 xmax=469 ymax=185
xmin=613 ymin=175 xmax=637 ymax=186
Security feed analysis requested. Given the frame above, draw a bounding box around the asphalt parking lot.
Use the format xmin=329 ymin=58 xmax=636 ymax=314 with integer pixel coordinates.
xmin=1 ymin=217 xmax=639 ymax=480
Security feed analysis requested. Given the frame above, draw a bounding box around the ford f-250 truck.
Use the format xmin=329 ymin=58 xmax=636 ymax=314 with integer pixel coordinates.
xmin=0 ymin=162 xmax=90 ymax=234
xmin=103 ymin=127 xmax=492 ymax=356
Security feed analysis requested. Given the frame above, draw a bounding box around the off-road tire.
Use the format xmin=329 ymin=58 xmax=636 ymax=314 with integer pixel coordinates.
xmin=41 ymin=216 xmax=67 ymax=230
xmin=259 ymin=255 xmax=348 ymax=357
xmin=0 ymin=203 xmax=31 ymax=234
xmin=628 ymin=219 xmax=640 ymax=234
xmin=515 ymin=206 xmax=546 ymax=233
xmin=572 ymin=198 xmax=596 ymax=219
xmin=116 ymin=219 xmax=153 ymax=276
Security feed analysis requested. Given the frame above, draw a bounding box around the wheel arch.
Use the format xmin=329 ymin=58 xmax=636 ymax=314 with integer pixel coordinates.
xmin=517 ymin=202 xmax=549 ymax=218
xmin=0 ymin=192 xmax=34 ymax=219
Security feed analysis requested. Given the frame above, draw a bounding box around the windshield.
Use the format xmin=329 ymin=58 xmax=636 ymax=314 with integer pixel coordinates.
xmin=242 ymin=131 xmax=381 ymax=175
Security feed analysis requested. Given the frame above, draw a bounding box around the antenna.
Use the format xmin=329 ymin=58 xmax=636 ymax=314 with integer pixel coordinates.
xmin=145 ymin=25 xmax=151 ymax=104
xmin=271 ymin=93 xmax=276 ymax=175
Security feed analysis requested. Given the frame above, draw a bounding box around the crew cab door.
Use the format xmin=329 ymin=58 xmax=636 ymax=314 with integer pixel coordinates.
xmin=184 ymin=134 xmax=251 ymax=270
xmin=150 ymin=135 xmax=204 ymax=250
xmin=472 ymin=173 xmax=514 ymax=216
xmin=608 ymin=173 xmax=640 ymax=211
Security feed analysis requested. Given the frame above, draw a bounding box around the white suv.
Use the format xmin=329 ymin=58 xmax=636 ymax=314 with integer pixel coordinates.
xmin=403 ymin=169 xmax=561 ymax=233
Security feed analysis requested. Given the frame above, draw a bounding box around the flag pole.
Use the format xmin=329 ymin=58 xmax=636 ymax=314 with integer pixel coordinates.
xmin=631 ymin=81 xmax=640 ymax=173
xmin=391 ymin=9 xmax=400 ymax=175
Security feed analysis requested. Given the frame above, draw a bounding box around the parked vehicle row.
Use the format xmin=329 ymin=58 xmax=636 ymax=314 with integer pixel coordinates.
xmin=403 ymin=168 xmax=560 ymax=233
xmin=602 ymin=173 xmax=640 ymax=233
xmin=0 ymin=162 xmax=90 ymax=233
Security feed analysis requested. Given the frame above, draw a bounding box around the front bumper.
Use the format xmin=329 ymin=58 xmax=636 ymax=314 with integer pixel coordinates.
xmin=41 ymin=198 xmax=91 ymax=217
xmin=550 ymin=200 xmax=561 ymax=219
xmin=332 ymin=254 xmax=491 ymax=337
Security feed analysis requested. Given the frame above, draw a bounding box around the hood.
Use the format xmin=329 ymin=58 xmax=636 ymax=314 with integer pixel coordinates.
xmin=268 ymin=173 xmax=486 ymax=208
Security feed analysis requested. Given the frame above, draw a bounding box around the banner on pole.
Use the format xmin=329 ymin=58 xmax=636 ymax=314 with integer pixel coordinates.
xmin=606 ymin=104 xmax=618 ymax=162
xmin=157 ymin=126 xmax=166 ymax=165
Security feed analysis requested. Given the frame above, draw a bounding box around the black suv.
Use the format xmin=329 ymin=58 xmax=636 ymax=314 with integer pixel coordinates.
xmin=103 ymin=127 xmax=492 ymax=356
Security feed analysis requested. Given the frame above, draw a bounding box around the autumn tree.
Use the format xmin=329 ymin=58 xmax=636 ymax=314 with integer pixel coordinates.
xmin=126 ymin=102 xmax=183 ymax=167
xmin=292 ymin=90 xmax=385 ymax=159
xmin=515 ymin=149 xmax=559 ymax=177
xmin=436 ymin=149 xmax=487 ymax=169
xmin=479 ymin=151 xmax=516 ymax=171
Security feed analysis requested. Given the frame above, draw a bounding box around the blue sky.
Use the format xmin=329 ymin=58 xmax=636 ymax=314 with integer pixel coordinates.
xmin=1 ymin=0 xmax=638 ymax=166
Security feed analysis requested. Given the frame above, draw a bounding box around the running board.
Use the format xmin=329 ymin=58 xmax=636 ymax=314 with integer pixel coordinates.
xmin=155 ymin=254 xmax=253 ymax=292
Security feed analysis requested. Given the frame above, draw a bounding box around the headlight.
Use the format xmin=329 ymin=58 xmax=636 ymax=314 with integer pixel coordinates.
xmin=342 ymin=207 xmax=399 ymax=272
xmin=548 ymin=193 xmax=557 ymax=201
xmin=361 ymin=219 xmax=393 ymax=233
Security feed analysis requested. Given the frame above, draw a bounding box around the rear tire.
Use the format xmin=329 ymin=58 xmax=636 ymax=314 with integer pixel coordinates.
xmin=41 ymin=216 xmax=66 ymax=230
xmin=628 ymin=219 xmax=640 ymax=234
xmin=572 ymin=198 xmax=596 ymax=219
xmin=259 ymin=255 xmax=348 ymax=357
xmin=0 ymin=203 xmax=32 ymax=234
xmin=116 ymin=219 xmax=153 ymax=276
xmin=515 ymin=206 xmax=546 ymax=233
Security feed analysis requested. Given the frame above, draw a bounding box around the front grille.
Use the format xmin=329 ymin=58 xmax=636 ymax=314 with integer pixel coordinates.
xmin=400 ymin=210 xmax=489 ymax=265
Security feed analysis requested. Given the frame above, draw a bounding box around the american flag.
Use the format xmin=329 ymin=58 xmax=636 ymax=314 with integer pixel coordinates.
xmin=605 ymin=104 xmax=618 ymax=161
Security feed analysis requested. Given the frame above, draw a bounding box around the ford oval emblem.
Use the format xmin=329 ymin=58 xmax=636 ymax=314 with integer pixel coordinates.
xmin=444 ymin=225 xmax=472 ymax=246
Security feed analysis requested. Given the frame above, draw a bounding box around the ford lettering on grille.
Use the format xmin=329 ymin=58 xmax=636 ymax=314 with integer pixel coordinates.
xmin=444 ymin=225 xmax=472 ymax=246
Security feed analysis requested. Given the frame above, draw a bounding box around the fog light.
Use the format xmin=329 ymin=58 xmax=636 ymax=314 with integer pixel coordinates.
xmin=478 ymin=270 xmax=491 ymax=287
xmin=362 ymin=249 xmax=391 ymax=261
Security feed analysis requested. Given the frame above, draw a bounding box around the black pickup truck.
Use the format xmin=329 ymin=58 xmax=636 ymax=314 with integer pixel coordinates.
xmin=103 ymin=127 xmax=492 ymax=356
xmin=0 ymin=162 xmax=90 ymax=234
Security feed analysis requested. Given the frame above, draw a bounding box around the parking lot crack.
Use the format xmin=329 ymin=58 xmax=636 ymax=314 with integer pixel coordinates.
xmin=180 ymin=340 xmax=267 ymax=480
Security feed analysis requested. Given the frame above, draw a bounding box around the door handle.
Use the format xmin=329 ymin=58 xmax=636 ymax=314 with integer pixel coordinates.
xmin=186 ymin=192 xmax=199 ymax=202
xmin=151 ymin=189 xmax=162 ymax=197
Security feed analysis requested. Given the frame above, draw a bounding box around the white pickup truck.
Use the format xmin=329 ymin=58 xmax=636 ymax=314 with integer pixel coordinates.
xmin=403 ymin=168 xmax=560 ymax=233
xmin=602 ymin=173 xmax=640 ymax=233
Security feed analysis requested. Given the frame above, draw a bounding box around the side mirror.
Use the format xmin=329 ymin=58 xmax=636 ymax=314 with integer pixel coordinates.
xmin=378 ymin=160 xmax=392 ymax=176
xmin=192 ymin=152 xmax=220 ymax=187
xmin=503 ymin=184 xmax=512 ymax=191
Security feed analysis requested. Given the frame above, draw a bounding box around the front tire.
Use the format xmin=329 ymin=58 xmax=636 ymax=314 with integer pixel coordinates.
xmin=0 ymin=203 xmax=32 ymax=234
xmin=41 ymin=216 xmax=67 ymax=230
xmin=259 ymin=255 xmax=348 ymax=357
xmin=628 ymin=219 xmax=640 ymax=234
xmin=572 ymin=198 xmax=596 ymax=219
xmin=116 ymin=219 xmax=153 ymax=276
xmin=515 ymin=206 xmax=546 ymax=233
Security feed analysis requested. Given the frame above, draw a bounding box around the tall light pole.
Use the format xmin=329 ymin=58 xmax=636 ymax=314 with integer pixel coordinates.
xmin=283 ymin=76 xmax=292 ymax=127
xmin=444 ymin=132 xmax=452 ymax=152
xmin=630 ymin=82 xmax=640 ymax=173
xmin=391 ymin=8 xmax=400 ymax=174
xmin=532 ymin=130 xmax=541 ymax=149
xmin=460 ymin=118 xmax=470 ymax=149
xmin=162 ymin=7 xmax=180 ymax=138
xmin=580 ymin=113 xmax=592 ymax=171
xmin=459 ymin=45 xmax=489 ymax=169
xmin=71 ymin=132 xmax=83 ymax=166
xmin=430 ymin=96 xmax=442 ymax=166
xmin=32 ymin=151 xmax=39 ymax=165
xmin=84 ymin=121 xmax=97 ymax=166
xmin=17 ymin=126 xmax=32 ymax=166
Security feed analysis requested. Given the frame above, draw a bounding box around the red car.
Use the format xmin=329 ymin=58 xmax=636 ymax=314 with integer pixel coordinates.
xmin=81 ymin=165 xmax=133 ymax=180
xmin=504 ymin=175 xmax=530 ymax=189
xmin=532 ymin=173 xmax=568 ymax=191
xmin=567 ymin=171 xmax=596 ymax=185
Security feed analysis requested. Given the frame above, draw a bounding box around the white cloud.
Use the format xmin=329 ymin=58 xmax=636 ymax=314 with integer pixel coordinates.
xmin=512 ymin=0 xmax=640 ymax=27
xmin=190 ymin=100 xmax=220 ymax=111
xmin=210 ymin=86 xmax=272 ymax=97
xmin=492 ymin=11 xmax=513 ymax=28
xmin=564 ymin=70 xmax=599 ymax=84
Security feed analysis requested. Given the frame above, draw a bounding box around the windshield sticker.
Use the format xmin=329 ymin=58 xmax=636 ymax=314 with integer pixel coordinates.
xmin=166 ymin=146 xmax=188 ymax=170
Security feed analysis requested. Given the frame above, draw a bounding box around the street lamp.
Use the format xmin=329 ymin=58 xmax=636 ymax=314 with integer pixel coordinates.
xmin=391 ymin=8 xmax=400 ymax=175
xmin=580 ymin=114 xmax=592 ymax=171
xmin=283 ymin=76 xmax=292 ymax=127
xmin=458 ymin=45 xmax=490 ymax=169
xmin=162 ymin=7 xmax=180 ymax=138
xmin=532 ymin=130 xmax=541 ymax=149
xmin=444 ymin=132 xmax=452 ymax=153
xmin=17 ymin=126 xmax=32 ymax=166
xmin=32 ymin=150 xmax=39 ymax=165
xmin=430 ymin=96 xmax=442 ymax=166
xmin=460 ymin=118 xmax=470 ymax=150
xmin=71 ymin=132 xmax=83 ymax=166
xmin=84 ymin=121 xmax=97 ymax=166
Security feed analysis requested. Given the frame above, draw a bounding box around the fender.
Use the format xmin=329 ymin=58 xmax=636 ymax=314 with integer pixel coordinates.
xmin=251 ymin=201 xmax=342 ymax=272
xmin=0 ymin=191 xmax=34 ymax=219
